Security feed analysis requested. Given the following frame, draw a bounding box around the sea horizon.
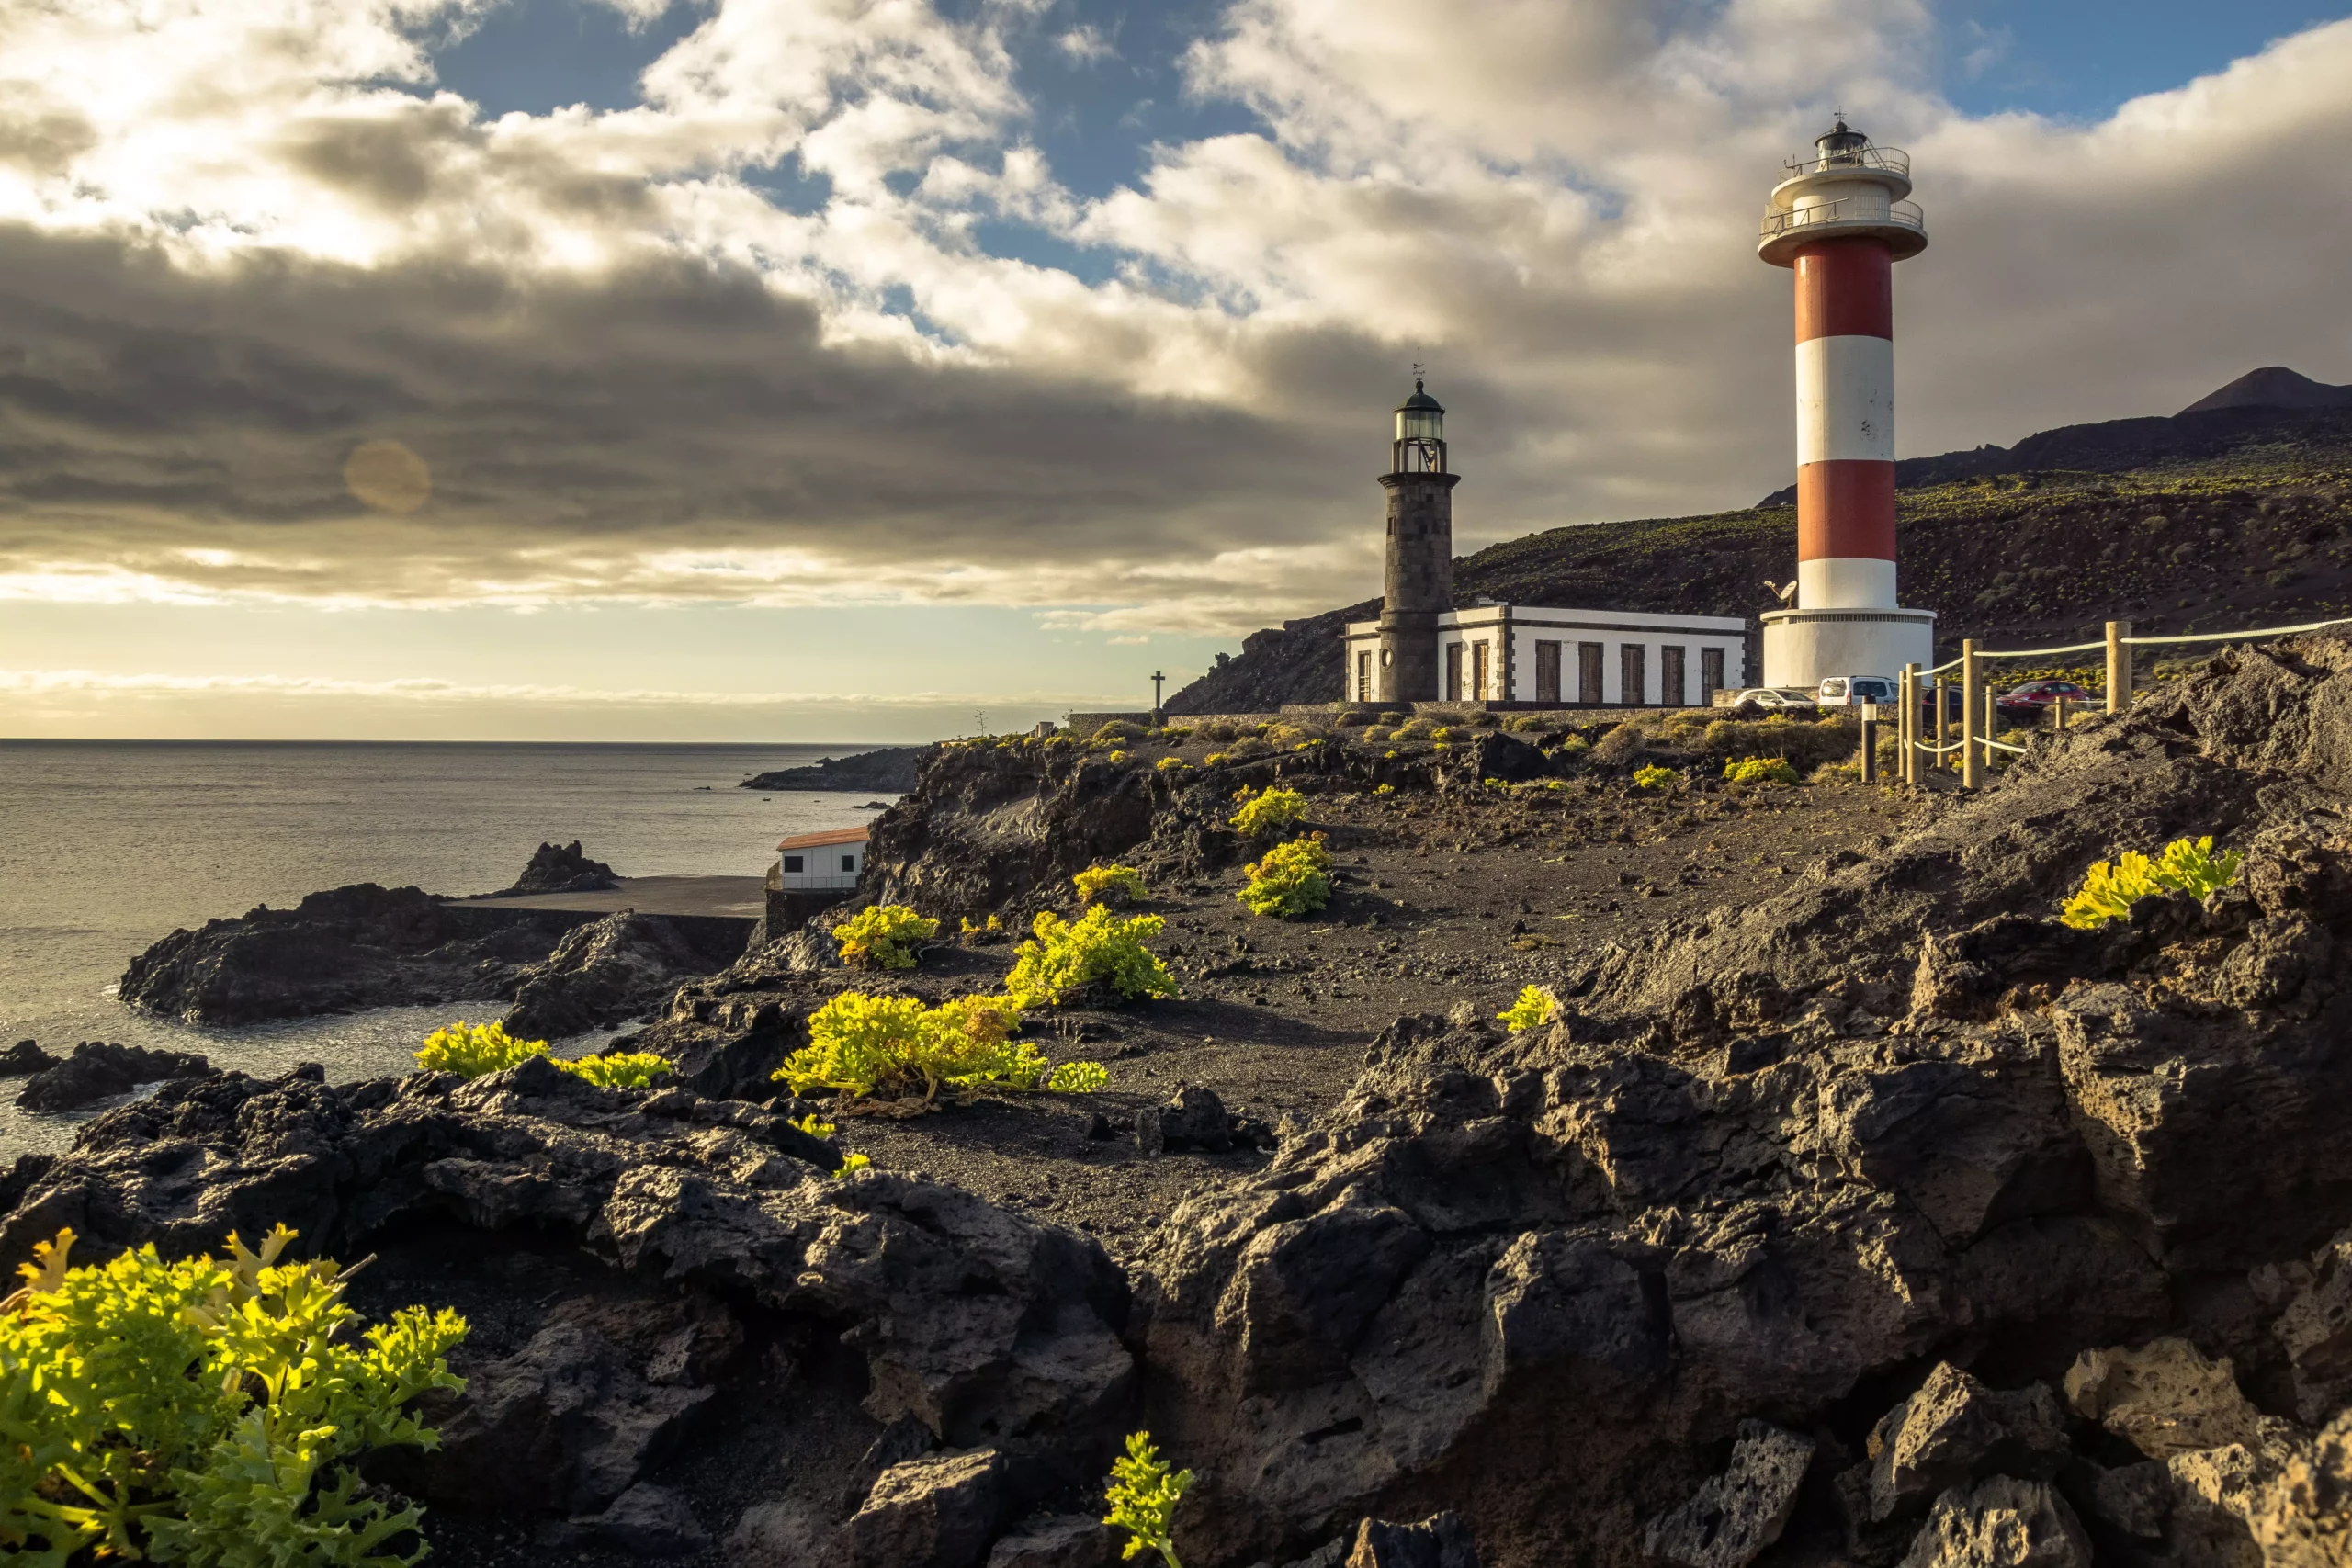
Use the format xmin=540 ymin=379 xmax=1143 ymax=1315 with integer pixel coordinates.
xmin=0 ymin=738 xmax=904 ymax=1157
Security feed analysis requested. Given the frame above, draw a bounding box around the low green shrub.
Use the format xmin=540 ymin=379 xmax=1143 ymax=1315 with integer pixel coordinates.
xmin=559 ymin=1051 xmax=674 ymax=1089
xmin=1362 ymin=725 xmax=1392 ymax=742
xmin=1102 ymin=1430 xmax=1193 ymax=1568
xmin=415 ymin=1019 xmax=545 ymax=1077
xmin=1723 ymin=756 xmax=1802 ymax=785
xmin=1498 ymin=985 xmax=1560 ymax=1032
xmin=1006 ymin=907 xmax=1180 ymax=1006
xmin=1590 ymin=719 xmax=1652 ymax=766
xmin=774 ymin=992 xmax=1035 ymax=1100
xmin=414 ymin=1022 xmax=672 ymax=1091
xmin=1633 ymin=763 xmax=1679 ymax=791
xmin=1155 ymin=756 xmax=1192 ymax=774
xmin=1229 ymin=785 xmax=1309 ymax=838
xmin=1374 ymin=783 xmax=1396 ymax=795
xmin=2062 ymin=836 xmax=2244 ymax=929
xmin=1701 ymin=715 xmax=1858 ymax=770
xmin=1074 ymin=863 xmax=1148 ymax=906
xmin=1196 ymin=720 xmax=1238 ymax=742
xmin=959 ymin=913 xmax=1005 ymax=942
xmin=1092 ymin=719 xmax=1147 ymax=742
xmin=833 ymin=904 xmax=939 ymax=970
xmin=1047 ymin=1061 xmax=1110 ymax=1093
xmin=1238 ymin=832 xmax=1332 ymax=919
xmin=1 ymin=1224 xmax=467 ymax=1566
xmin=1467 ymin=711 xmax=1499 ymax=728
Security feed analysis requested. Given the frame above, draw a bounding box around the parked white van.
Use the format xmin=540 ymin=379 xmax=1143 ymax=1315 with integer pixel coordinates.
xmin=1816 ymin=675 xmax=1898 ymax=708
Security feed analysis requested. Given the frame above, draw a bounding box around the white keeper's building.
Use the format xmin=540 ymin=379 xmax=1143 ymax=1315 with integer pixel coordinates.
xmin=1341 ymin=604 xmax=1749 ymax=707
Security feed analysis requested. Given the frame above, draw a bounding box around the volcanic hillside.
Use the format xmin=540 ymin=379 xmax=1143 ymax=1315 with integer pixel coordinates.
xmin=1170 ymin=378 xmax=2352 ymax=714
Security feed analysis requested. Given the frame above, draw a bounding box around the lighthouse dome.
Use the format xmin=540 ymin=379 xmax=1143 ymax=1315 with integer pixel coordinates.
xmin=1394 ymin=379 xmax=1444 ymax=446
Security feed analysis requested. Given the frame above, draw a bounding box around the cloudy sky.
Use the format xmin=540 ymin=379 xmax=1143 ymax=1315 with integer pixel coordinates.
xmin=4 ymin=0 xmax=2349 ymax=741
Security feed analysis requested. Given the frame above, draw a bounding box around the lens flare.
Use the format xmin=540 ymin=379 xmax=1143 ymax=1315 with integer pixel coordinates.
xmin=343 ymin=440 xmax=431 ymax=513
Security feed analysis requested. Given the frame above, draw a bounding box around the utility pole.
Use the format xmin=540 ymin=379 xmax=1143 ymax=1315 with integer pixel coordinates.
xmin=1150 ymin=671 xmax=1165 ymax=724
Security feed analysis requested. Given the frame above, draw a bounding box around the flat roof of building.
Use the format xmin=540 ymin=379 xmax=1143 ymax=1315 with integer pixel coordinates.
xmin=1344 ymin=604 xmax=1749 ymax=635
xmin=778 ymin=826 xmax=871 ymax=852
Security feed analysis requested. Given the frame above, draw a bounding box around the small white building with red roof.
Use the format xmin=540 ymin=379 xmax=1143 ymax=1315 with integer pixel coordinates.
xmin=776 ymin=826 xmax=868 ymax=892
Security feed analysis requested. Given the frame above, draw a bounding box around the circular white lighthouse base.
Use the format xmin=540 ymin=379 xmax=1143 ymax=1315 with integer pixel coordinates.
xmin=1760 ymin=606 xmax=1937 ymax=689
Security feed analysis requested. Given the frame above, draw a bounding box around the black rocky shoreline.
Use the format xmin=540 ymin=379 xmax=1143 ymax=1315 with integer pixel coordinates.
xmin=10 ymin=633 xmax=2352 ymax=1566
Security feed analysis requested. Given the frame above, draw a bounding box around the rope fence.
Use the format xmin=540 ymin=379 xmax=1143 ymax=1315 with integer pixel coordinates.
xmin=1883 ymin=614 xmax=2352 ymax=791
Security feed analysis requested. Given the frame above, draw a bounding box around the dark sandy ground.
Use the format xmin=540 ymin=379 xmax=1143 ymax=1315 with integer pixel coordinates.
xmin=831 ymin=775 xmax=1919 ymax=1269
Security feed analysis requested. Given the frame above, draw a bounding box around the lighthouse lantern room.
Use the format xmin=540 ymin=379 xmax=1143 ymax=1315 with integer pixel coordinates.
xmin=1756 ymin=118 xmax=1937 ymax=688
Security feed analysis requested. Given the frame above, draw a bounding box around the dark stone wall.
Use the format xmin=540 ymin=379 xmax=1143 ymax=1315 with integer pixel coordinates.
xmin=1377 ymin=473 xmax=1458 ymax=703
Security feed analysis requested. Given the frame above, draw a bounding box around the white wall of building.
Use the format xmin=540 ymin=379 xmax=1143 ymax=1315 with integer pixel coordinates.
xmin=1343 ymin=606 xmax=1747 ymax=705
xmin=779 ymin=842 xmax=865 ymax=891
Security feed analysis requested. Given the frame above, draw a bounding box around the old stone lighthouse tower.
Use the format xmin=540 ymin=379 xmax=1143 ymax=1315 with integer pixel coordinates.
xmin=1375 ymin=378 xmax=1458 ymax=703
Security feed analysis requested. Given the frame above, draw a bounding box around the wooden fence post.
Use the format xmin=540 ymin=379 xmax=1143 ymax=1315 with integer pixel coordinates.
xmin=1900 ymin=664 xmax=1917 ymax=784
xmin=1860 ymin=703 xmax=1878 ymax=784
xmin=1961 ymin=639 xmax=1981 ymax=790
xmin=2106 ymin=621 xmax=2132 ymax=716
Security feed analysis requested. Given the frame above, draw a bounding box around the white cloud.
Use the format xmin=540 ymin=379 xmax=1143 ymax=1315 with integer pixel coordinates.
xmin=1053 ymin=24 xmax=1113 ymax=64
xmin=1 ymin=0 xmax=2349 ymax=653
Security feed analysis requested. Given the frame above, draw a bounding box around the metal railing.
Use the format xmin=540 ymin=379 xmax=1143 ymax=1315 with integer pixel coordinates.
xmin=1782 ymin=145 xmax=1910 ymax=178
xmin=1888 ymin=614 xmax=2352 ymax=789
xmin=1760 ymin=197 xmax=1925 ymax=243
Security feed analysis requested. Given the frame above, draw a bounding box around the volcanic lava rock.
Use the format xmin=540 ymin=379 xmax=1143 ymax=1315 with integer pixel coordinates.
xmin=429 ymin=1313 xmax=717 ymax=1514
xmin=499 ymin=840 xmax=620 ymax=896
xmin=579 ymin=1483 xmax=712 ymax=1557
xmin=841 ymin=1449 xmax=1005 ymax=1568
xmin=1136 ymin=1085 xmax=1233 ymax=1154
xmin=741 ymin=747 xmax=929 ymax=795
xmin=1899 ymin=1477 xmax=2091 ymax=1568
xmin=1645 ymin=1422 xmax=1815 ymax=1568
xmin=1867 ymin=1365 xmax=2070 ymax=1523
xmin=862 ymin=742 xmax=1163 ymax=923
xmin=0 ymin=1054 xmax=1134 ymax=1555
xmin=502 ymin=910 xmax=712 ymax=1040
xmin=14 ymin=1042 xmax=212 ymax=1111
xmin=118 ymin=883 xmax=565 ymax=1023
xmin=984 ymin=1514 xmax=1118 ymax=1568
xmin=1345 ymin=1512 xmax=1482 ymax=1568
xmin=0 ymin=1040 xmax=58 ymax=1076
xmin=1126 ymin=634 xmax=2352 ymax=1568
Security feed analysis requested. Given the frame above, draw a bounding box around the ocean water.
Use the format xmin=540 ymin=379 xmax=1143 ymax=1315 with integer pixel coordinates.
xmin=0 ymin=740 xmax=899 ymax=1158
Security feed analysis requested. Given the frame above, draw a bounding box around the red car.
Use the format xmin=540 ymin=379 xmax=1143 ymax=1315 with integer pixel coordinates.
xmin=1996 ymin=680 xmax=2096 ymax=720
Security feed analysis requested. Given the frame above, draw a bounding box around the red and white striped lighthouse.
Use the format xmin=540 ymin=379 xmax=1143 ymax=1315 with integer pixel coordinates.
xmin=1758 ymin=118 xmax=1936 ymax=687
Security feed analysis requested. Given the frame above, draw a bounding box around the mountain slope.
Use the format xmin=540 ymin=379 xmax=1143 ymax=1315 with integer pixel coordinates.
xmin=2180 ymin=365 xmax=2352 ymax=415
xmin=1171 ymin=400 xmax=2352 ymax=713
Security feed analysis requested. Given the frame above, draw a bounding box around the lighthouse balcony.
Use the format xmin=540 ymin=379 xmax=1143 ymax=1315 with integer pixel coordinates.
xmin=1781 ymin=143 xmax=1909 ymax=179
xmin=1758 ymin=197 xmax=1926 ymax=264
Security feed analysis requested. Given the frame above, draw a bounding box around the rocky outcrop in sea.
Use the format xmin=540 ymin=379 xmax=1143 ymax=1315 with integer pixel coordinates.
xmin=741 ymin=746 xmax=930 ymax=795
xmin=116 ymin=848 xmax=721 ymax=1032
xmin=494 ymin=839 xmax=621 ymax=896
